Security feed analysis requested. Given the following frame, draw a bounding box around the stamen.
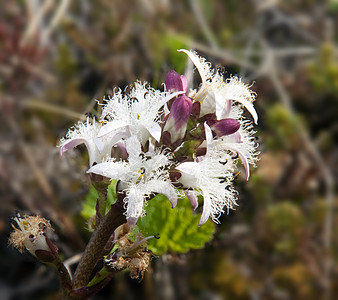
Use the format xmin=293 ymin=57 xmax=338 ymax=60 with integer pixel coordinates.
xmin=219 ymin=177 xmax=227 ymax=184
xmin=219 ymin=160 xmax=228 ymax=165
xmin=233 ymin=171 xmax=240 ymax=180
xmin=136 ymin=167 xmax=145 ymax=183
xmin=85 ymin=112 xmax=97 ymax=120
xmin=231 ymin=153 xmax=239 ymax=159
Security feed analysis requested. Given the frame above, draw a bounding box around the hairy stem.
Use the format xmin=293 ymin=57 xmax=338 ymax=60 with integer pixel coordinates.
xmin=72 ymin=202 xmax=125 ymax=289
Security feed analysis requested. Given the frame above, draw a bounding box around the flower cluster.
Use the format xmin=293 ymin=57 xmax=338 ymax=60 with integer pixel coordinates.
xmin=59 ymin=50 xmax=259 ymax=226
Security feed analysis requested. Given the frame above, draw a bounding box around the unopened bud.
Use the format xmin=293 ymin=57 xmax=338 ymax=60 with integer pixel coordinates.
xmin=209 ymin=118 xmax=240 ymax=137
xmin=163 ymin=95 xmax=192 ymax=144
xmin=165 ymin=70 xmax=188 ymax=93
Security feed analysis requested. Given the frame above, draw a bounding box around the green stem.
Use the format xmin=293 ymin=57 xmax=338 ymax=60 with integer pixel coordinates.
xmin=87 ymin=266 xmax=111 ymax=287
xmin=95 ymin=189 xmax=107 ymax=226
xmin=92 ymin=180 xmax=109 ymax=226
xmin=72 ymin=202 xmax=125 ymax=289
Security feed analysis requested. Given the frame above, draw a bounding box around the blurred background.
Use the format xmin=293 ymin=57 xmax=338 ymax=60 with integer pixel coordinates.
xmin=0 ymin=0 xmax=337 ymax=299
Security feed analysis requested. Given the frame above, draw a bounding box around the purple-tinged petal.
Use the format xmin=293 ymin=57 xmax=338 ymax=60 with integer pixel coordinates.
xmin=199 ymin=197 xmax=211 ymax=226
xmin=222 ymin=131 xmax=243 ymax=143
xmin=127 ymin=217 xmax=138 ymax=226
xmin=180 ymin=75 xmax=188 ymax=93
xmin=60 ymin=138 xmax=87 ymax=156
xmin=226 ymin=146 xmax=250 ymax=181
xmin=185 ymin=190 xmax=198 ymax=210
xmin=165 ymin=70 xmax=184 ymax=92
xmin=210 ymin=118 xmax=240 ymax=137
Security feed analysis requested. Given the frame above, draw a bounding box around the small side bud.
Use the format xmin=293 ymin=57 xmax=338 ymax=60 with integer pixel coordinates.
xmin=9 ymin=214 xmax=57 ymax=263
xmin=209 ymin=118 xmax=240 ymax=137
xmin=165 ymin=70 xmax=187 ymax=93
xmin=163 ymin=95 xmax=192 ymax=144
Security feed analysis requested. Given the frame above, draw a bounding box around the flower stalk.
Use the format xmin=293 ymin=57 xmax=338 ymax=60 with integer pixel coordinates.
xmin=72 ymin=201 xmax=126 ymax=289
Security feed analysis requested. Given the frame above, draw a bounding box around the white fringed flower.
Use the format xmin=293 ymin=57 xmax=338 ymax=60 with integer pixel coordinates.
xmin=87 ymin=135 xmax=178 ymax=224
xmin=178 ymin=49 xmax=258 ymax=124
xmin=176 ymin=148 xmax=238 ymax=226
xmin=59 ymin=118 xmax=118 ymax=166
xmin=205 ymin=120 xmax=259 ymax=181
xmin=99 ymin=82 xmax=183 ymax=145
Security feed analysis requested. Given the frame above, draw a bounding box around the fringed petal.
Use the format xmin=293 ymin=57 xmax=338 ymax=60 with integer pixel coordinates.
xmin=185 ymin=190 xmax=198 ymax=210
xmin=199 ymin=197 xmax=211 ymax=226
xmin=60 ymin=138 xmax=87 ymax=156
xmin=178 ymin=49 xmax=208 ymax=85
xmin=126 ymin=187 xmax=144 ymax=225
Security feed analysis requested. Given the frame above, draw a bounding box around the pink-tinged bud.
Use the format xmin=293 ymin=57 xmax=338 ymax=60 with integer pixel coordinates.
xmin=163 ymin=95 xmax=192 ymax=143
xmin=180 ymin=75 xmax=188 ymax=93
xmin=209 ymin=118 xmax=240 ymax=137
xmin=165 ymin=70 xmax=188 ymax=93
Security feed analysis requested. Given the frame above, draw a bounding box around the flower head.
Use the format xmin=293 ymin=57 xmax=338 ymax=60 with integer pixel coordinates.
xmin=178 ymin=49 xmax=258 ymax=124
xmin=99 ymin=81 xmax=183 ymax=145
xmin=59 ymin=117 xmax=116 ymax=166
xmin=57 ymin=49 xmax=259 ymax=228
xmin=87 ymin=135 xmax=178 ymax=224
xmin=176 ymin=148 xmax=238 ymax=225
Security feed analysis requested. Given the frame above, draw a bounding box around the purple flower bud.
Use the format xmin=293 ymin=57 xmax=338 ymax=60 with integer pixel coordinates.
xmin=165 ymin=70 xmax=188 ymax=93
xmin=163 ymin=95 xmax=192 ymax=143
xmin=210 ymin=118 xmax=240 ymax=137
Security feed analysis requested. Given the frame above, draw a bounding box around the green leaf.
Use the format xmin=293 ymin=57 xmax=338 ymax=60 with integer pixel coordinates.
xmin=107 ymin=180 xmax=118 ymax=207
xmin=137 ymin=194 xmax=215 ymax=255
xmin=81 ymin=180 xmax=118 ymax=222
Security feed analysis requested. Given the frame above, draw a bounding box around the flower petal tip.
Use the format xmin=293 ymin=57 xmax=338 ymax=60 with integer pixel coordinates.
xmin=127 ymin=217 xmax=138 ymax=226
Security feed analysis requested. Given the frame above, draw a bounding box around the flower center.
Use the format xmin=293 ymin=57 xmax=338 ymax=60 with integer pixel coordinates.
xmin=136 ymin=167 xmax=145 ymax=183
